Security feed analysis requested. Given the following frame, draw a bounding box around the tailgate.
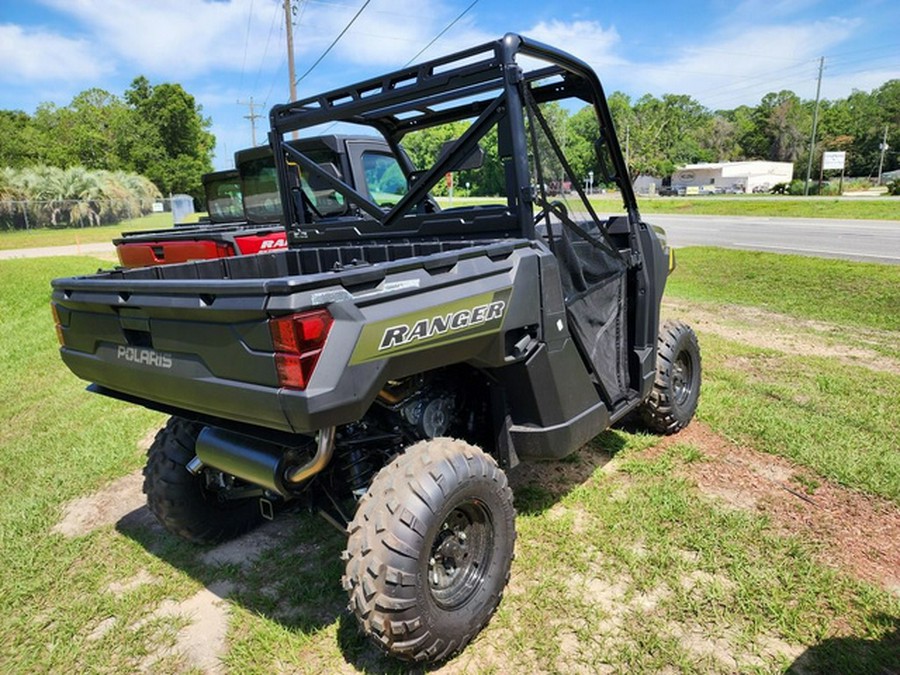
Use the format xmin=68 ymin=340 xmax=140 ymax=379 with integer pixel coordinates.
xmin=52 ymin=280 xmax=290 ymax=429
xmin=52 ymin=240 xmax=536 ymax=434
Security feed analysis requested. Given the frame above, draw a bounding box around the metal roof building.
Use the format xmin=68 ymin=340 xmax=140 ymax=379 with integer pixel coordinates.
xmin=673 ymin=161 xmax=794 ymax=194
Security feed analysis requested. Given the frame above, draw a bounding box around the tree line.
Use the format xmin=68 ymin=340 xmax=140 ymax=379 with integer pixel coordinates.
xmin=0 ymin=76 xmax=214 ymax=200
xmin=404 ymin=79 xmax=899 ymax=196
xmin=1 ymin=76 xmax=896 ymax=202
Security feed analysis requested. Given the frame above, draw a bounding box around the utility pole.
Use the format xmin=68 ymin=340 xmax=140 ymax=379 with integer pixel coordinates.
xmin=804 ymin=56 xmax=825 ymax=196
xmin=877 ymin=124 xmax=889 ymax=185
xmin=238 ymin=97 xmax=262 ymax=146
xmin=284 ymin=0 xmax=298 ymax=139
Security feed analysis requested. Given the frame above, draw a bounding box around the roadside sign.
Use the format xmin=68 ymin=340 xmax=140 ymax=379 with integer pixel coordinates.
xmin=822 ymin=151 xmax=846 ymax=171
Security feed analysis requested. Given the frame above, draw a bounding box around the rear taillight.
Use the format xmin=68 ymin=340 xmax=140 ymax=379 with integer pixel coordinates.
xmin=50 ymin=302 xmax=65 ymax=346
xmin=268 ymin=309 xmax=333 ymax=389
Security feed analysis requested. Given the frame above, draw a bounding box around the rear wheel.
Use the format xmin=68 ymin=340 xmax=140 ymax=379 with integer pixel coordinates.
xmin=143 ymin=417 xmax=265 ymax=544
xmin=639 ymin=320 xmax=701 ymax=434
xmin=343 ymin=438 xmax=515 ymax=663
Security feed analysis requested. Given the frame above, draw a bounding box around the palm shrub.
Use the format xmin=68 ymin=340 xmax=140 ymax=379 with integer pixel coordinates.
xmin=0 ymin=166 xmax=162 ymax=230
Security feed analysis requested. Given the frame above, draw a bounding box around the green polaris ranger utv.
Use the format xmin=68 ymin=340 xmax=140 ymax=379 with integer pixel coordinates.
xmin=51 ymin=33 xmax=701 ymax=663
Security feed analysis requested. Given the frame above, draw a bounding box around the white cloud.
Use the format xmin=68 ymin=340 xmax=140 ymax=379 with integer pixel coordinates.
xmin=38 ymin=0 xmax=285 ymax=77
xmin=293 ymin=0 xmax=492 ymax=69
xmin=0 ymin=23 xmax=109 ymax=82
xmin=521 ymin=20 xmax=624 ymax=70
xmin=821 ymin=67 xmax=900 ymax=100
xmin=613 ymin=18 xmax=862 ymax=107
xmin=33 ymin=0 xmax=490 ymax=83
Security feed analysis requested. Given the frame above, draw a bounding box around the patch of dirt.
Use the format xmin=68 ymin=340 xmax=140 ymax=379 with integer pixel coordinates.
xmin=661 ymin=423 xmax=900 ymax=592
xmin=136 ymin=580 xmax=235 ymax=674
xmin=509 ymin=443 xmax=615 ymax=499
xmin=53 ymin=470 xmax=146 ymax=537
xmin=663 ymin=298 xmax=900 ymax=374
xmin=667 ymin=622 xmax=805 ymax=671
xmin=199 ymin=518 xmax=297 ymax=568
xmin=136 ymin=425 xmax=164 ymax=454
xmin=86 ymin=616 xmax=118 ymax=642
xmin=53 ymin=425 xmax=165 ymax=538
xmin=107 ymin=570 xmax=157 ymax=597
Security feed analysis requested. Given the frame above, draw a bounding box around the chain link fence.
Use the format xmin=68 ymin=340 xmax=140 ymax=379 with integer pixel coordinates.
xmin=0 ymin=198 xmax=192 ymax=231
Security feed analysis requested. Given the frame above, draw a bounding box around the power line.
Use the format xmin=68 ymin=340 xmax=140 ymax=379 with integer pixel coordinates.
xmin=252 ymin=0 xmax=283 ymax=92
xmin=825 ymin=41 xmax=900 ymax=60
xmin=403 ymin=0 xmax=479 ymax=66
xmin=302 ymin=0 xmax=424 ymax=18
xmin=315 ymin=1 xmax=484 ymax=136
xmin=294 ymin=0 xmax=372 ymax=87
xmin=681 ymin=47 xmax=811 ymax=64
xmin=688 ymin=60 xmax=820 ymax=101
xmin=238 ymin=0 xmax=256 ymax=92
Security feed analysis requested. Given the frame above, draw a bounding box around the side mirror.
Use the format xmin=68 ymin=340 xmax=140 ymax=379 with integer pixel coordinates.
xmin=436 ymin=140 xmax=485 ymax=171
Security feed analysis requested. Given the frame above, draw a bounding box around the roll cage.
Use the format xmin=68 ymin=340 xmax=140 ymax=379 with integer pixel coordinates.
xmin=268 ymin=33 xmax=640 ymax=245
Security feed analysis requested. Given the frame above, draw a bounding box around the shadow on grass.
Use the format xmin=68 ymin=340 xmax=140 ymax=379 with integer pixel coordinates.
xmin=113 ymin=429 xmax=633 ymax=673
xmin=786 ymin=614 xmax=899 ymax=674
xmin=508 ymin=429 xmax=629 ymax=514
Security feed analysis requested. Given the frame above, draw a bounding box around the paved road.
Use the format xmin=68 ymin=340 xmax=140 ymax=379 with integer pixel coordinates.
xmin=0 ymin=242 xmax=114 ymax=260
xmin=1 ymin=215 xmax=898 ymax=265
xmin=648 ymin=214 xmax=900 ymax=265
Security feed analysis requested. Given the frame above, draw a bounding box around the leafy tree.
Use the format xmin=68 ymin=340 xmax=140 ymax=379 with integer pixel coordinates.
xmin=0 ymin=111 xmax=38 ymax=167
xmin=758 ymin=90 xmax=808 ymax=162
xmin=725 ymin=105 xmax=767 ymax=159
xmin=124 ymin=77 xmax=215 ymax=197
xmin=0 ymin=77 xmax=215 ymax=200
xmin=626 ymin=93 xmax=709 ymax=178
xmin=401 ymin=120 xmax=475 ymax=196
xmin=565 ymin=106 xmax=600 ymax=183
xmin=698 ymin=115 xmax=740 ymax=162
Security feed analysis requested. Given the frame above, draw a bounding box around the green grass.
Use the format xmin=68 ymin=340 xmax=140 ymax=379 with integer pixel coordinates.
xmin=506 ymin=437 xmax=899 ymax=673
xmin=0 ymin=256 xmax=166 ymax=671
xmin=694 ymin=333 xmax=900 ymax=502
xmin=0 ymin=213 xmax=172 ymax=251
xmin=668 ymin=247 xmax=900 ymax=332
xmin=637 ymin=196 xmax=900 ymax=220
xmin=0 ymin=252 xmax=897 ymax=672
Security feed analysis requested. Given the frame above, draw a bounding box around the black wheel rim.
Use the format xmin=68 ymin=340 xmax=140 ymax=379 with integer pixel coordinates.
xmin=428 ymin=499 xmax=493 ymax=610
xmin=672 ymin=349 xmax=694 ymax=407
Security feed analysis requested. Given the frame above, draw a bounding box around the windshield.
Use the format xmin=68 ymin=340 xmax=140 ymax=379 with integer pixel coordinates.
xmin=241 ymin=148 xmax=345 ymax=223
xmin=362 ymin=152 xmax=408 ymax=207
xmin=204 ymin=177 xmax=243 ymax=223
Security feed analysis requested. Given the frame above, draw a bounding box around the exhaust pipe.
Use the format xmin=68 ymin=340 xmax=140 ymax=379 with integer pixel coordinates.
xmin=285 ymin=426 xmax=335 ymax=485
xmin=194 ymin=426 xmax=335 ymax=496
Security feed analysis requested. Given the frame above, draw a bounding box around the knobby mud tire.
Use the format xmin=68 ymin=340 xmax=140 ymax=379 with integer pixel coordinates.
xmin=639 ymin=320 xmax=702 ymax=435
xmin=342 ymin=438 xmax=516 ymax=663
xmin=143 ymin=417 xmax=264 ymax=544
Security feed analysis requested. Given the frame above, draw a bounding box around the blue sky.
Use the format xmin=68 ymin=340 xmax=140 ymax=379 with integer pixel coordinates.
xmin=1 ymin=0 xmax=898 ymax=169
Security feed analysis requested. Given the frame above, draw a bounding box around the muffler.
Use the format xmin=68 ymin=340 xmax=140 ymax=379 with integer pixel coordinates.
xmin=194 ymin=426 xmax=335 ymax=496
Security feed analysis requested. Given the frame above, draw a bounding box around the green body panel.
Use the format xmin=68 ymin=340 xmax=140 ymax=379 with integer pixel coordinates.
xmin=350 ymin=289 xmax=512 ymax=365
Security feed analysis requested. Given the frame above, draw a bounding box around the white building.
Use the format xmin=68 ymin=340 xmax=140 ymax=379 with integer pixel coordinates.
xmin=672 ymin=161 xmax=794 ymax=194
xmin=634 ymin=175 xmax=662 ymax=195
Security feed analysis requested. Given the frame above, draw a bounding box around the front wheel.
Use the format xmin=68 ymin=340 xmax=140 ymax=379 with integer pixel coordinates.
xmin=639 ymin=320 xmax=701 ymax=434
xmin=342 ymin=438 xmax=516 ymax=663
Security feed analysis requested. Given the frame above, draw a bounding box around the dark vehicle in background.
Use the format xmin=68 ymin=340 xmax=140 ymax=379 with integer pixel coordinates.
xmin=114 ymin=136 xmax=402 ymax=267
